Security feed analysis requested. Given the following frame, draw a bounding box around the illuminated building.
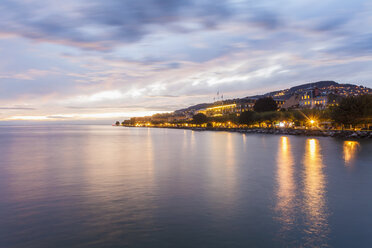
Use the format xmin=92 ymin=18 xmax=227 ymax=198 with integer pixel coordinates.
xmin=236 ymin=99 xmax=256 ymax=112
xmin=273 ymin=99 xmax=286 ymax=108
xmin=299 ymin=89 xmax=329 ymax=109
xmin=198 ymin=103 xmax=237 ymax=117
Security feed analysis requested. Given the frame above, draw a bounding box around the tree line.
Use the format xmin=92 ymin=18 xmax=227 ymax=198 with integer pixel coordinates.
xmin=192 ymin=95 xmax=372 ymax=129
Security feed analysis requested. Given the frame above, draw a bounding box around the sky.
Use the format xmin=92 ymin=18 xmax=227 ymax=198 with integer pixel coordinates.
xmin=1 ymin=0 xmax=372 ymax=123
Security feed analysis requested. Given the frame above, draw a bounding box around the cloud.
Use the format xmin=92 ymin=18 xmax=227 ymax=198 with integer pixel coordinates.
xmin=0 ymin=0 xmax=235 ymax=51
xmin=0 ymin=107 xmax=35 ymax=110
xmin=0 ymin=0 xmax=371 ymax=122
xmin=327 ymin=34 xmax=372 ymax=56
xmin=0 ymin=0 xmax=300 ymax=51
xmin=0 ymin=69 xmax=57 ymax=80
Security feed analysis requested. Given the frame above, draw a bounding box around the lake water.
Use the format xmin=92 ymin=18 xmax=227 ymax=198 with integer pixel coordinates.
xmin=0 ymin=125 xmax=371 ymax=248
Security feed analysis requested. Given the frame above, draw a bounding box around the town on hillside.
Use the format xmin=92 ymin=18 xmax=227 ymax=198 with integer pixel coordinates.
xmin=119 ymin=81 xmax=372 ymax=132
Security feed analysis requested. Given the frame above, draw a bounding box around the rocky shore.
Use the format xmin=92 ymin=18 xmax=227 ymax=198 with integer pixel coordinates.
xmin=226 ymin=128 xmax=372 ymax=139
xmin=125 ymin=126 xmax=372 ymax=139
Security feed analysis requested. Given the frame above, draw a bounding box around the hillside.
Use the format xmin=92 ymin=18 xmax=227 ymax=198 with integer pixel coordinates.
xmin=175 ymin=81 xmax=371 ymax=112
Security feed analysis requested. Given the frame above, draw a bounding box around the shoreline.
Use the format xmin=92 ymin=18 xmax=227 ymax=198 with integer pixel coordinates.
xmin=121 ymin=125 xmax=372 ymax=139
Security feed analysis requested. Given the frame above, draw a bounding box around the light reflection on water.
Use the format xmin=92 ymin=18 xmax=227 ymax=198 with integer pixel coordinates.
xmin=275 ymin=137 xmax=296 ymax=231
xmin=302 ymin=138 xmax=329 ymax=247
xmin=343 ymin=141 xmax=360 ymax=166
xmin=206 ymin=132 xmax=237 ymax=213
xmin=275 ymin=137 xmax=330 ymax=247
xmin=0 ymin=126 xmax=372 ymax=248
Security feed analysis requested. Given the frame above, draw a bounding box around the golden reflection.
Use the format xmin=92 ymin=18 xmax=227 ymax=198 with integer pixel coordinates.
xmin=183 ymin=129 xmax=188 ymax=150
xmin=303 ymin=138 xmax=328 ymax=246
xmin=190 ymin=130 xmax=196 ymax=147
xmin=206 ymin=132 xmax=237 ymax=212
xmin=226 ymin=133 xmax=235 ymax=167
xmin=343 ymin=141 xmax=360 ymax=165
xmin=82 ymin=128 xmax=156 ymax=200
xmin=223 ymin=133 xmax=237 ymax=207
xmin=275 ymin=136 xmax=296 ymax=230
xmin=78 ymin=127 xmax=157 ymax=231
xmin=145 ymin=128 xmax=155 ymax=176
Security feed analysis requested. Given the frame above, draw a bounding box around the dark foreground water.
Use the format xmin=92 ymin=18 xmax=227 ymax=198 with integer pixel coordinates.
xmin=0 ymin=125 xmax=371 ymax=248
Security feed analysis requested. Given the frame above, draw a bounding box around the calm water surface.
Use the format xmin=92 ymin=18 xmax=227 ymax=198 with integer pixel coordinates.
xmin=0 ymin=125 xmax=371 ymax=247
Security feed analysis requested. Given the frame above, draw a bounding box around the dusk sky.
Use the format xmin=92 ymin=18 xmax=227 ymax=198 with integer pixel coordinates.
xmin=1 ymin=0 xmax=372 ymax=122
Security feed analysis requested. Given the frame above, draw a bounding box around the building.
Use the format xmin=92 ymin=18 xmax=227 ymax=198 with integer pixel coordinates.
xmin=198 ymin=103 xmax=237 ymax=117
xmin=299 ymin=92 xmax=327 ymax=108
xmin=197 ymin=98 xmax=262 ymax=117
xmin=236 ymin=98 xmax=256 ymax=112
xmin=197 ymin=96 xmax=288 ymax=117
xmin=273 ymin=98 xmax=286 ymax=108
xmin=281 ymin=94 xmax=301 ymax=109
xmin=327 ymin=93 xmax=343 ymax=107
xmin=298 ymin=88 xmax=338 ymax=109
xmin=167 ymin=115 xmax=188 ymax=122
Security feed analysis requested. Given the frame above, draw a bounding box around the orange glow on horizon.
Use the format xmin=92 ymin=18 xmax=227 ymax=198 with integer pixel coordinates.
xmin=4 ymin=111 xmax=169 ymax=121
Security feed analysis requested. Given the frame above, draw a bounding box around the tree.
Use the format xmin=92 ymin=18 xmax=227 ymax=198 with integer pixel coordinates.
xmin=123 ymin=120 xmax=132 ymax=125
xmin=209 ymin=113 xmax=237 ymax=124
xmin=254 ymin=97 xmax=278 ymax=112
xmin=331 ymin=95 xmax=372 ymax=126
xmin=192 ymin=113 xmax=208 ymax=124
xmin=239 ymin=111 xmax=256 ymax=125
xmin=259 ymin=111 xmax=280 ymax=127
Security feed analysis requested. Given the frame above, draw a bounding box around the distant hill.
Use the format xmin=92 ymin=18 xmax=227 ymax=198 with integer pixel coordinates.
xmin=287 ymin=81 xmax=338 ymax=93
xmin=247 ymin=81 xmax=340 ymax=100
xmin=175 ymin=81 xmax=371 ymax=113
xmin=174 ymin=103 xmax=214 ymax=114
